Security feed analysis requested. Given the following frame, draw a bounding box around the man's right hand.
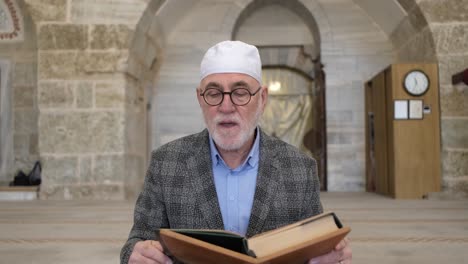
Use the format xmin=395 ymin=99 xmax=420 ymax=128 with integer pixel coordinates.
xmin=129 ymin=240 xmax=173 ymax=264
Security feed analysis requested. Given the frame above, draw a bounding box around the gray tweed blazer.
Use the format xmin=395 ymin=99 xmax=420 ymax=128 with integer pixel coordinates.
xmin=120 ymin=129 xmax=322 ymax=263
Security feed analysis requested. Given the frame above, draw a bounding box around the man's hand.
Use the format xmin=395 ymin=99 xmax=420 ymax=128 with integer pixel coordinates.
xmin=308 ymin=238 xmax=352 ymax=264
xmin=129 ymin=240 xmax=173 ymax=264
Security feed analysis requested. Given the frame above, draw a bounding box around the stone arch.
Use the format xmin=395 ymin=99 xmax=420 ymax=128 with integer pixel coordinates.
xmin=258 ymin=46 xmax=316 ymax=79
xmin=0 ymin=0 xmax=24 ymax=42
xmin=231 ymin=0 xmax=322 ymax=59
xmin=145 ymin=0 xmax=333 ymax=153
xmin=390 ymin=0 xmax=437 ymax=62
xmin=123 ymin=0 xmax=166 ymax=198
xmin=230 ymin=0 xmax=330 ymax=189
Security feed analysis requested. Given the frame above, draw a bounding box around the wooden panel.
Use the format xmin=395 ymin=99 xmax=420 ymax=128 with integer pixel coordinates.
xmin=384 ymin=67 xmax=396 ymax=197
xmin=365 ymin=63 xmax=441 ymax=199
xmin=365 ymin=82 xmax=374 ymax=192
xmin=371 ymin=71 xmax=389 ymax=196
xmin=390 ymin=64 xmax=441 ymax=199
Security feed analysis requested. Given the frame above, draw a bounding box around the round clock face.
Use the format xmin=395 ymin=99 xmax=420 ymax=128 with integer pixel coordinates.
xmin=404 ymin=70 xmax=429 ymax=96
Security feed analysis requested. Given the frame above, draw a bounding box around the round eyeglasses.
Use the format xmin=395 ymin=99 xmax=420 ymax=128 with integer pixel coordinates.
xmin=200 ymin=87 xmax=261 ymax=106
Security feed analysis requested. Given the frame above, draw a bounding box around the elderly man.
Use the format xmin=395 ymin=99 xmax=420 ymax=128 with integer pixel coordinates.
xmin=121 ymin=40 xmax=352 ymax=264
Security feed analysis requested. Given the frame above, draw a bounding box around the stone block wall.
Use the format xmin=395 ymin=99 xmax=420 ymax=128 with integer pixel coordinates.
xmin=391 ymin=0 xmax=468 ymax=198
xmin=22 ymin=0 xmax=148 ymax=199
xmin=424 ymin=0 xmax=468 ymax=198
xmin=4 ymin=0 xmax=465 ymax=199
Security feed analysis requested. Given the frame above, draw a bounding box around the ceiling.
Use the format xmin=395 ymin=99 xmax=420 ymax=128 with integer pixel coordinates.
xmin=353 ymin=0 xmax=407 ymax=35
xmin=155 ymin=0 xmax=408 ymax=43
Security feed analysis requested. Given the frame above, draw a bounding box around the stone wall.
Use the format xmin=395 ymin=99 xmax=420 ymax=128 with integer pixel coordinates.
xmin=391 ymin=0 xmax=436 ymax=62
xmin=4 ymin=0 xmax=466 ymax=199
xmin=23 ymin=0 xmax=148 ymax=199
xmin=391 ymin=0 xmax=468 ymax=198
xmin=424 ymin=0 xmax=468 ymax=198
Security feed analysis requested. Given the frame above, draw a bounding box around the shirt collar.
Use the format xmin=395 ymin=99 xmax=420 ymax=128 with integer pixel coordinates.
xmin=209 ymin=127 xmax=260 ymax=170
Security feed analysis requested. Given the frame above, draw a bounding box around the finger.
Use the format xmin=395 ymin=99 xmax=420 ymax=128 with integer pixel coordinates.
xmin=335 ymin=237 xmax=349 ymax=250
xmin=141 ymin=242 xmax=172 ymax=263
xmin=129 ymin=249 xmax=157 ymax=264
xmin=150 ymin=240 xmax=164 ymax=252
xmin=340 ymin=258 xmax=351 ymax=264
xmin=129 ymin=253 xmax=157 ymax=264
xmin=309 ymin=238 xmax=351 ymax=264
xmin=342 ymin=243 xmax=353 ymax=261
xmin=314 ymin=249 xmax=342 ymax=263
xmin=335 ymin=239 xmax=347 ymax=250
xmin=307 ymin=258 xmax=320 ymax=264
xmin=336 ymin=245 xmax=352 ymax=264
xmin=130 ymin=242 xmax=156 ymax=264
xmin=132 ymin=241 xmax=172 ymax=264
xmin=329 ymin=243 xmax=349 ymax=263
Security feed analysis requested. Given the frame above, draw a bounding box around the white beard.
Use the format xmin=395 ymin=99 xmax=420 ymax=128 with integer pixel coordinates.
xmin=205 ymin=104 xmax=263 ymax=151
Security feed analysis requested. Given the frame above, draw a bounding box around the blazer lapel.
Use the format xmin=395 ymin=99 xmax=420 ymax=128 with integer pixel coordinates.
xmin=246 ymin=131 xmax=280 ymax=237
xmin=187 ymin=130 xmax=224 ymax=230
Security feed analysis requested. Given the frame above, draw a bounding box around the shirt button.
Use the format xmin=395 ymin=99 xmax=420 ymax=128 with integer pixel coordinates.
xmin=229 ymin=196 xmax=235 ymax=201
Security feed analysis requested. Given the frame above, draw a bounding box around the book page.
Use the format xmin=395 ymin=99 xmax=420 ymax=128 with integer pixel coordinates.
xmin=175 ymin=229 xmax=243 ymax=238
xmin=247 ymin=214 xmax=338 ymax=258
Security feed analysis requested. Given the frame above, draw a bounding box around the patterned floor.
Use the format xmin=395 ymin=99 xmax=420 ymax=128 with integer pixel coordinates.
xmin=0 ymin=192 xmax=467 ymax=263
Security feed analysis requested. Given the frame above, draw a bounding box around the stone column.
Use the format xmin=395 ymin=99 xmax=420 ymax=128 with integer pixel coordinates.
xmin=25 ymin=0 xmax=148 ymax=199
xmin=391 ymin=0 xmax=468 ymax=198
xmin=38 ymin=24 xmax=129 ymax=199
xmin=419 ymin=0 xmax=468 ymax=198
xmin=123 ymin=0 xmax=165 ymax=199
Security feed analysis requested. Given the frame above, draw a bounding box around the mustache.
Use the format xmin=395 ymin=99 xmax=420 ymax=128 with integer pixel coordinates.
xmin=213 ymin=114 xmax=241 ymax=124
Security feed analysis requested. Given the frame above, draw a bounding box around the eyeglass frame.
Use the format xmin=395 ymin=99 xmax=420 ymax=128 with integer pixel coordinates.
xmin=199 ymin=87 xmax=262 ymax=106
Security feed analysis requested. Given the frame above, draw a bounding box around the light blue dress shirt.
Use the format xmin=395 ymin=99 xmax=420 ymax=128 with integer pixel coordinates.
xmin=209 ymin=128 xmax=260 ymax=236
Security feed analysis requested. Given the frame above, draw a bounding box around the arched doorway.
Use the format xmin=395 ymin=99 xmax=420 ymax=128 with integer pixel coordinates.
xmin=232 ymin=1 xmax=328 ymax=189
xmin=261 ymin=67 xmax=314 ymax=149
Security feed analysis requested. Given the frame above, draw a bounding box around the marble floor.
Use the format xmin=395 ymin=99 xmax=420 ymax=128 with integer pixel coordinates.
xmin=0 ymin=192 xmax=467 ymax=264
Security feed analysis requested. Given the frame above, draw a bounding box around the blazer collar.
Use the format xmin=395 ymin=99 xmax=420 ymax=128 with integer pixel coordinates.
xmin=186 ymin=129 xmax=224 ymax=230
xmin=246 ymin=129 xmax=280 ymax=237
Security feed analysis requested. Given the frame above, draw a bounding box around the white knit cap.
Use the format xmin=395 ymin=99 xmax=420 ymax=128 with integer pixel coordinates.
xmin=200 ymin=40 xmax=262 ymax=84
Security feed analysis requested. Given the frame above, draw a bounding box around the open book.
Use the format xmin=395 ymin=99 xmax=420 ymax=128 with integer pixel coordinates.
xmin=159 ymin=212 xmax=350 ymax=264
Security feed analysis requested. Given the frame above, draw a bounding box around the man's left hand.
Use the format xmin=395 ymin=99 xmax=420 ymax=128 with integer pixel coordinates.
xmin=307 ymin=238 xmax=352 ymax=264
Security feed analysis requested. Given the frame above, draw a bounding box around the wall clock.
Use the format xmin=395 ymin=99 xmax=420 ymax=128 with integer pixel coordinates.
xmin=403 ymin=70 xmax=429 ymax=96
